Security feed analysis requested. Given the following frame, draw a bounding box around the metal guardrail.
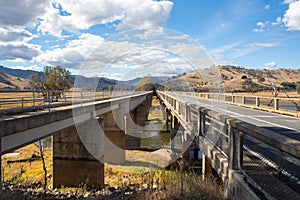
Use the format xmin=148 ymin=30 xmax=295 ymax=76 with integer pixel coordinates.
xmin=181 ymin=92 xmax=300 ymax=117
xmin=158 ymin=91 xmax=300 ymax=199
xmin=0 ymin=90 xmax=134 ymax=114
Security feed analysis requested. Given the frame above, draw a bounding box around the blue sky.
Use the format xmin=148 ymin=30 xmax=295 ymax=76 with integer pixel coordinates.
xmin=0 ymin=0 xmax=299 ymax=80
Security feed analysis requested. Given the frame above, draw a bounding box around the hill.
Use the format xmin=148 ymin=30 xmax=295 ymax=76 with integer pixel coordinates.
xmin=0 ymin=72 xmax=29 ymax=90
xmin=0 ymin=66 xmax=169 ymax=90
xmin=0 ymin=66 xmax=43 ymax=80
xmin=163 ymin=66 xmax=300 ymax=92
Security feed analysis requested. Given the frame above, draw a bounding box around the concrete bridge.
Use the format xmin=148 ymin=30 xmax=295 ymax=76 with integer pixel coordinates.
xmin=0 ymin=91 xmax=152 ymax=188
xmin=1 ymin=90 xmax=300 ymax=199
xmin=157 ymin=91 xmax=300 ymax=200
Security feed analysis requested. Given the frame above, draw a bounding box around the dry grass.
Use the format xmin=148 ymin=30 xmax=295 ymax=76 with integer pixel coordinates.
xmin=169 ymin=66 xmax=300 ymax=92
xmin=2 ymin=144 xmax=226 ymax=199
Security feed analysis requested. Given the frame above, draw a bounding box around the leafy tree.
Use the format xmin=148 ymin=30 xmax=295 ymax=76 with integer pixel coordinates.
xmin=280 ymin=82 xmax=296 ymax=91
xmin=43 ymin=66 xmax=73 ymax=91
xmin=29 ymin=73 xmax=43 ymax=90
xmin=257 ymin=76 xmax=265 ymax=83
xmin=29 ymin=66 xmax=72 ymax=91
xmin=29 ymin=66 xmax=73 ymax=100
xmin=136 ymin=75 xmax=155 ymax=91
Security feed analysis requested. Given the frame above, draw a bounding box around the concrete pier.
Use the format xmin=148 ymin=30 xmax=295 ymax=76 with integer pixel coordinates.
xmin=52 ymin=121 xmax=104 ymax=188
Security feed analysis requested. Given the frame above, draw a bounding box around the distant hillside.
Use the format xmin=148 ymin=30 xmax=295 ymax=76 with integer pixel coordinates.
xmin=0 ymin=66 xmax=43 ymax=80
xmin=0 ymin=72 xmax=29 ymax=89
xmin=0 ymin=65 xmax=170 ymax=90
xmin=163 ymin=66 xmax=300 ymax=92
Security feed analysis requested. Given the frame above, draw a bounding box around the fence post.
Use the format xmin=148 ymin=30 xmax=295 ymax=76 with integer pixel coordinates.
xmin=32 ymin=91 xmax=35 ymax=106
xmin=48 ymin=92 xmax=50 ymax=112
xmin=255 ymin=97 xmax=260 ymax=107
xmin=242 ymin=96 xmax=245 ymax=105
xmin=81 ymin=91 xmax=83 ymax=106
xmin=274 ymin=98 xmax=279 ymax=110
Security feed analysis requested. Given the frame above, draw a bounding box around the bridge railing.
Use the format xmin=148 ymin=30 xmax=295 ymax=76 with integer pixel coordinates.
xmin=0 ymin=90 xmax=134 ymax=114
xmin=175 ymin=91 xmax=300 ymax=117
xmin=158 ymin=91 xmax=300 ymax=198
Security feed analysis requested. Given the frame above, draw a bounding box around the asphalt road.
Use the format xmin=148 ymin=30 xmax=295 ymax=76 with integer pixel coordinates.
xmin=171 ymin=93 xmax=300 ymax=140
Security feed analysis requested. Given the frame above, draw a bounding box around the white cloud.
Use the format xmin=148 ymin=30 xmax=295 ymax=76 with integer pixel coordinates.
xmin=264 ymin=5 xmax=270 ymax=10
xmin=8 ymin=64 xmax=41 ymax=71
xmin=37 ymin=33 xmax=106 ymax=68
xmin=0 ymin=43 xmax=41 ymax=61
xmin=0 ymin=28 xmax=33 ymax=43
xmin=257 ymin=21 xmax=265 ymax=28
xmin=271 ymin=17 xmax=282 ymax=26
xmin=0 ymin=0 xmax=173 ymax=37
xmin=253 ymin=28 xmax=264 ymax=33
xmin=253 ymin=21 xmax=267 ymax=33
xmin=37 ymin=0 xmax=173 ymax=36
xmin=37 ymin=29 xmax=213 ymax=80
xmin=264 ymin=61 xmax=276 ymax=68
xmin=283 ymin=1 xmax=300 ymax=30
xmin=283 ymin=0 xmax=298 ymax=4
xmin=0 ymin=0 xmax=49 ymax=28
xmin=246 ymin=42 xmax=277 ymax=48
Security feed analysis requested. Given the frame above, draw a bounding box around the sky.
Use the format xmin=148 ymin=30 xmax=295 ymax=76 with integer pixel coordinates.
xmin=0 ymin=0 xmax=299 ymax=80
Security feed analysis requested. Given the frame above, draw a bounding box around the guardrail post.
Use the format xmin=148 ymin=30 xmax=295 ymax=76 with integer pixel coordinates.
xmin=232 ymin=95 xmax=235 ymax=103
xmin=185 ymin=103 xmax=190 ymax=122
xmin=32 ymin=91 xmax=35 ymax=106
xmin=242 ymin=96 xmax=245 ymax=104
xmin=81 ymin=91 xmax=83 ymax=106
xmin=197 ymin=108 xmax=201 ymax=135
xmin=274 ymin=98 xmax=279 ymax=110
xmin=255 ymin=97 xmax=260 ymax=107
xmin=228 ymin=125 xmax=243 ymax=170
xmin=21 ymin=98 xmax=24 ymax=108
xmin=48 ymin=92 xmax=51 ymax=112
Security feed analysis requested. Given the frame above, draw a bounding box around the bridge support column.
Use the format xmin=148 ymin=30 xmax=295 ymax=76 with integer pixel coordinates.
xmin=170 ymin=115 xmax=180 ymax=151
xmin=53 ymin=119 xmax=104 ymax=188
xmin=125 ymin=109 xmax=141 ymax=150
xmin=165 ymin=109 xmax=170 ymax=132
xmin=103 ymin=111 xmax=126 ymax=164
xmin=182 ymin=130 xmax=192 ymax=167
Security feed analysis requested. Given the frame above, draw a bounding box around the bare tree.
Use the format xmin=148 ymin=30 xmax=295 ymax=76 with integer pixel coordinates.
xmin=35 ymin=141 xmax=47 ymax=191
